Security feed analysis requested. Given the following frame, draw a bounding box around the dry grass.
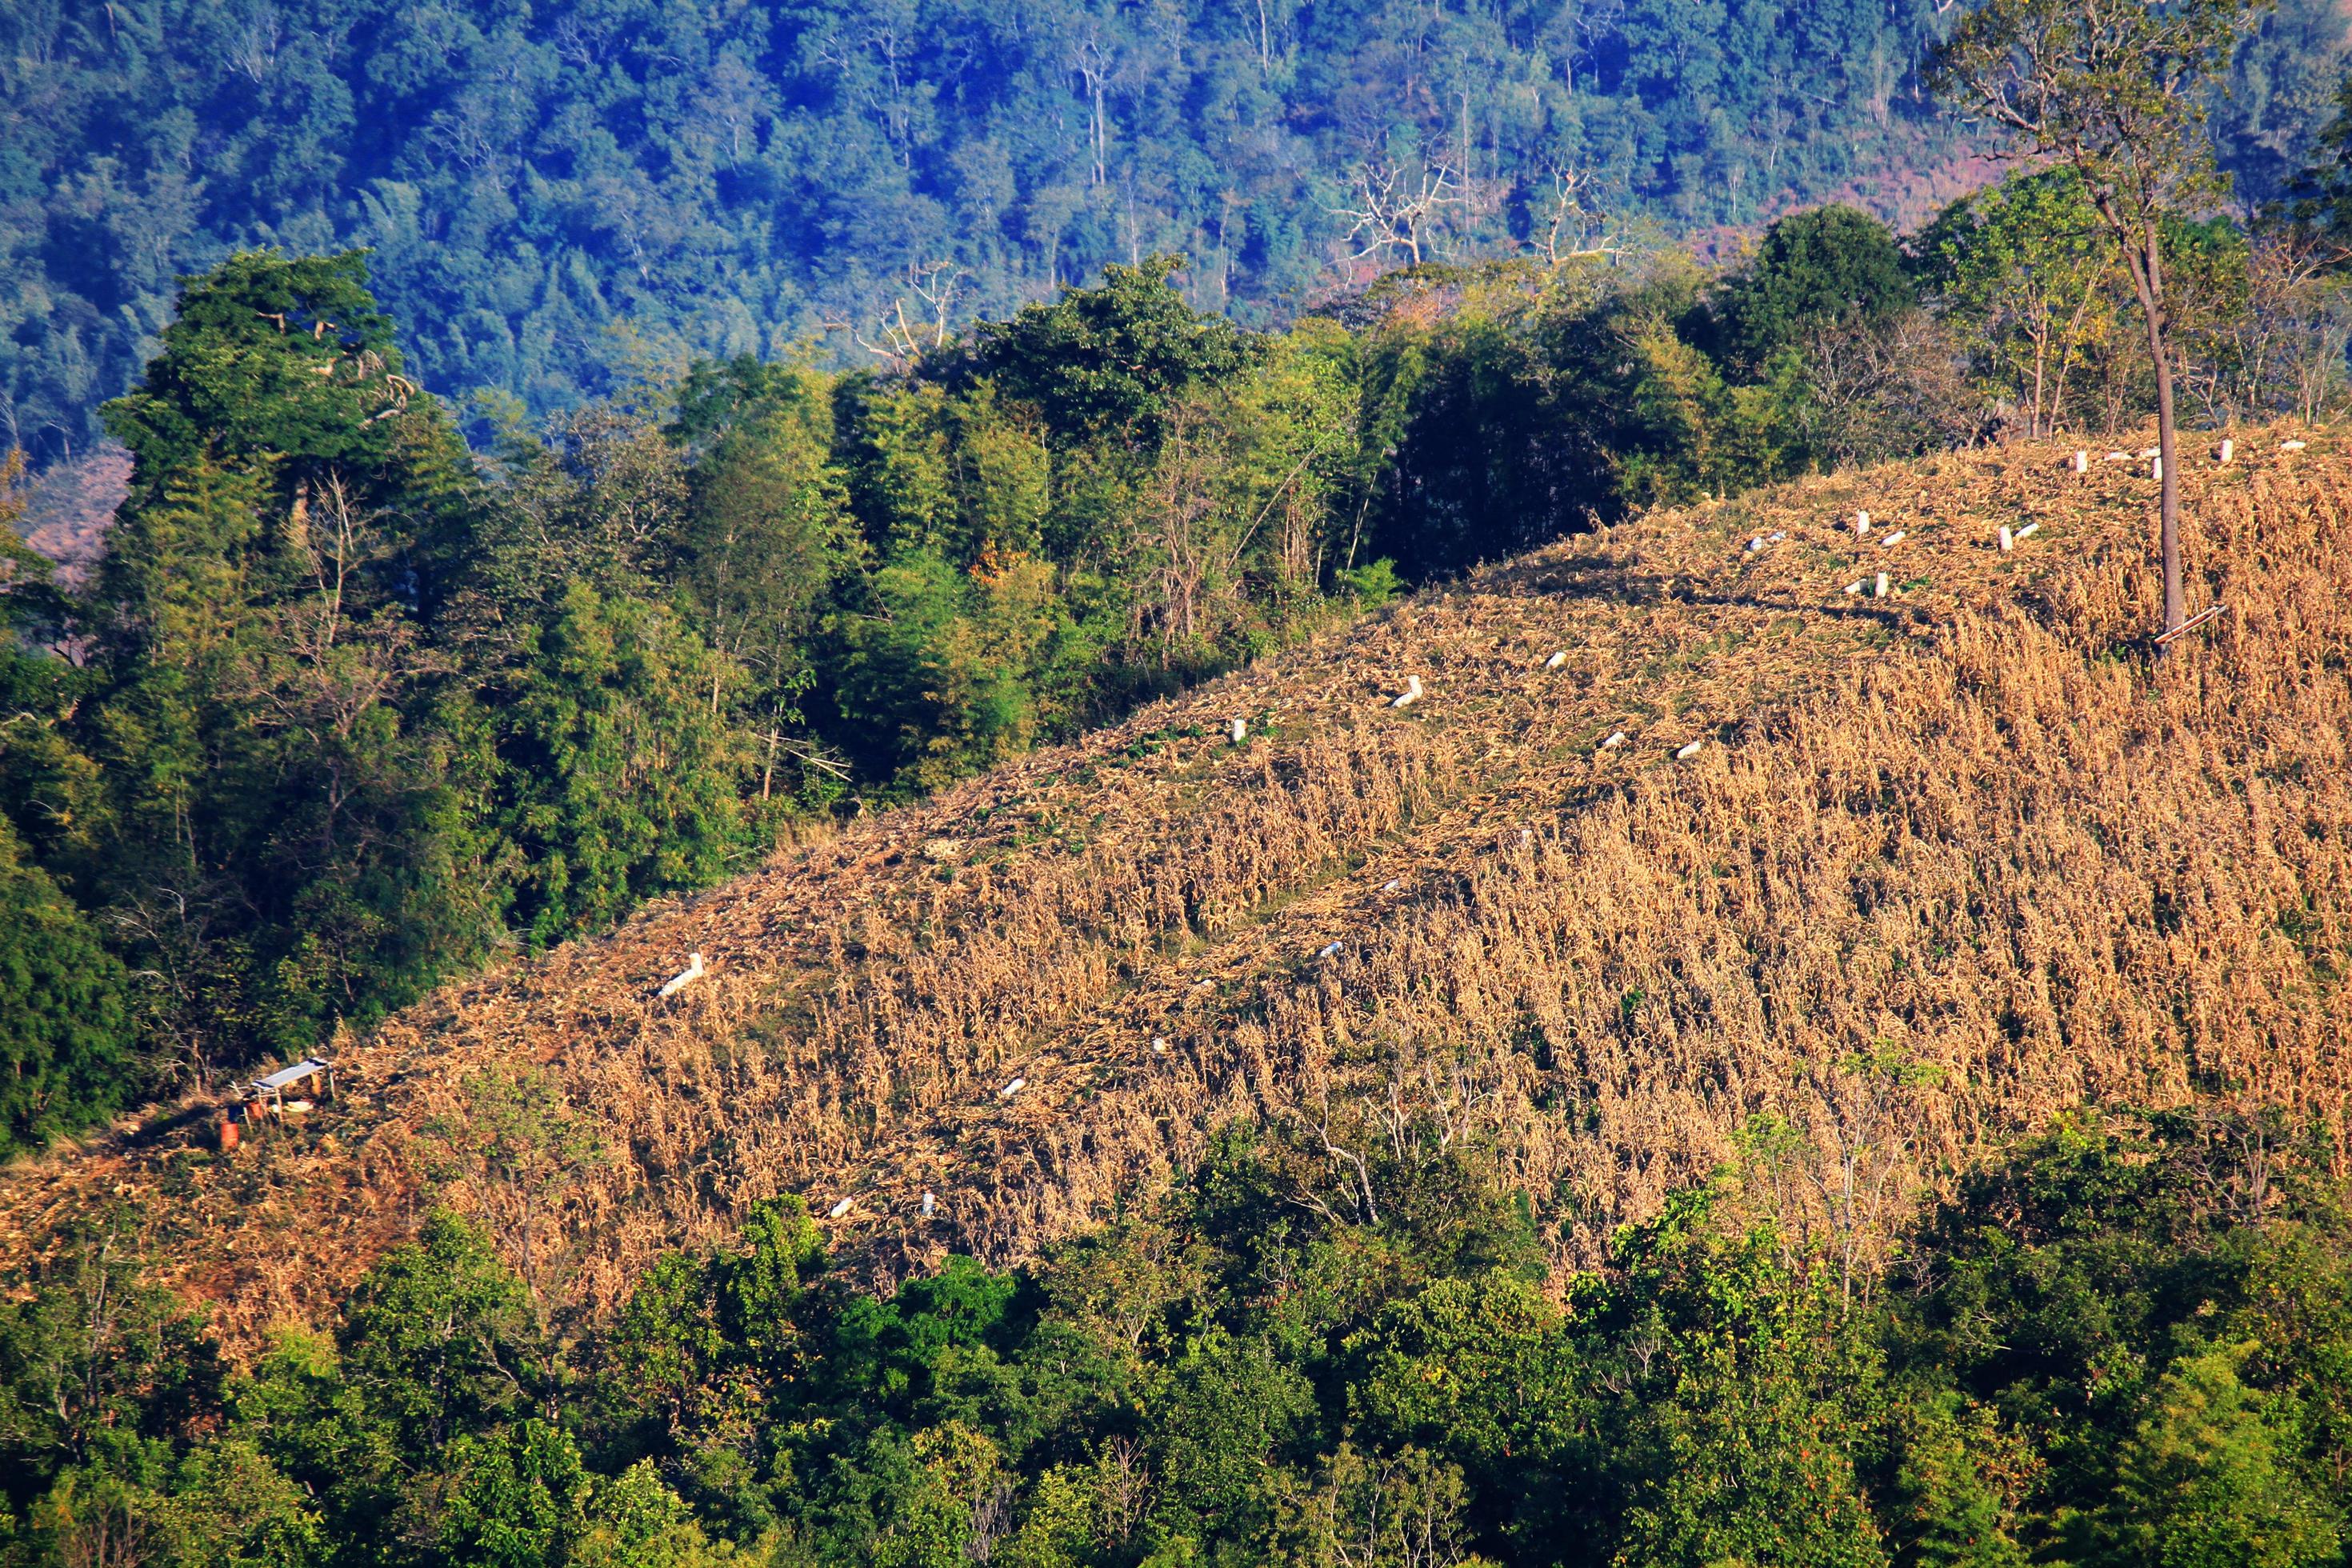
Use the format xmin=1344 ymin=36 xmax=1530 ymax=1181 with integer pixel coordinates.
xmin=5 ymin=426 xmax=2348 ymax=1350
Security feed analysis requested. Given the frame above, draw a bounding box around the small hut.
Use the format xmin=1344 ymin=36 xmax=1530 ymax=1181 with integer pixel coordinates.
xmin=244 ymin=1056 xmax=336 ymax=1118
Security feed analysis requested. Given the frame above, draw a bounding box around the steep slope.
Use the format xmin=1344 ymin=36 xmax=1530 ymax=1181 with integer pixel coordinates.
xmin=6 ymin=430 xmax=2350 ymax=1349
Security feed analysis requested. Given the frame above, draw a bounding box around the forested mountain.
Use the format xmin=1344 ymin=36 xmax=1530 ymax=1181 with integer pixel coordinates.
xmin=10 ymin=1 xmax=2352 ymax=1559
xmin=3 ymin=0 xmax=2342 ymax=466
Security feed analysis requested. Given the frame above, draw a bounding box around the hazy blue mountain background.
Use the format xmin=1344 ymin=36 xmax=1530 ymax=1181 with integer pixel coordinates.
xmin=3 ymin=0 xmax=2342 ymax=468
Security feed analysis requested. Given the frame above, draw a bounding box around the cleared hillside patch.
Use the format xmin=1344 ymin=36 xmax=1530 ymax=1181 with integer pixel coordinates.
xmin=4 ymin=429 xmax=2347 ymax=1349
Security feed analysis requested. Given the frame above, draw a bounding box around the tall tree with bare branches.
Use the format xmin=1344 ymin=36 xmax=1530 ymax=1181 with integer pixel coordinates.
xmin=1926 ymin=0 xmax=2265 ymax=643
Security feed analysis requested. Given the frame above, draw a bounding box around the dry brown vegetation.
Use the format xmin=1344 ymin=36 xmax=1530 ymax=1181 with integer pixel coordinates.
xmin=5 ymin=428 xmax=2349 ymax=1350
xmin=17 ymin=443 xmax=129 ymax=584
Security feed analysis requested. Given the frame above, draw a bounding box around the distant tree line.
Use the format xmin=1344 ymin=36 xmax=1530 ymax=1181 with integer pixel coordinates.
xmin=1 ymin=0 xmax=2342 ymax=467
xmin=1 ymin=1106 xmax=2346 ymax=1568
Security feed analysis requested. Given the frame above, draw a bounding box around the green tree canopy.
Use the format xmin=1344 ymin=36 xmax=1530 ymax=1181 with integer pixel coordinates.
xmin=1716 ymin=205 xmax=1917 ymax=371
xmin=971 ymin=255 xmax=1260 ymax=443
xmin=0 ymin=818 xmax=133 ymax=1156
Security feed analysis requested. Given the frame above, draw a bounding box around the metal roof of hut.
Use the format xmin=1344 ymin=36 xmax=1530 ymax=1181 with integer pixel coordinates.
xmin=248 ymin=1057 xmax=332 ymax=1094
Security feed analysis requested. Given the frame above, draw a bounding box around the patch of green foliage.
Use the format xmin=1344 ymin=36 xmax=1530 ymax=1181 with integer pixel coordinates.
xmin=4 ymin=1110 xmax=2349 ymax=1566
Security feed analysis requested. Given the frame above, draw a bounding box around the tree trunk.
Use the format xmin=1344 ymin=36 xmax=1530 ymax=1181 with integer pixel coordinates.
xmin=2030 ymin=327 xmax=2049 ymax=439
xmin=2104 ymin=198 xmax=2187 ymax=642
xmin=2133 ymin=240 xmax=2186 ymax=640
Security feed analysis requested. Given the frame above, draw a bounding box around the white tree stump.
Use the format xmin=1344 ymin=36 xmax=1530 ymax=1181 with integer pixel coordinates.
xmin=658 ymin=952 xmax=706 ymax=999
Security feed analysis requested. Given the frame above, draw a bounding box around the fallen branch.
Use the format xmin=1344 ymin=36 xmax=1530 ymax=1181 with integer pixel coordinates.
xmin=2154 ymin=602 xmax=2229 ymax=647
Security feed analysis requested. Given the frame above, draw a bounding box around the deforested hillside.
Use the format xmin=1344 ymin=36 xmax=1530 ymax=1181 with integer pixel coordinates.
xmin=4 ymin=428 xmax=2349 ymax=1350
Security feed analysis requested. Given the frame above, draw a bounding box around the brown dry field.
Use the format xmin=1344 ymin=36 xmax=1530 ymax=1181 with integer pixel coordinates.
xmin=4 ymin=429 xmax=2349 ymax=1351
